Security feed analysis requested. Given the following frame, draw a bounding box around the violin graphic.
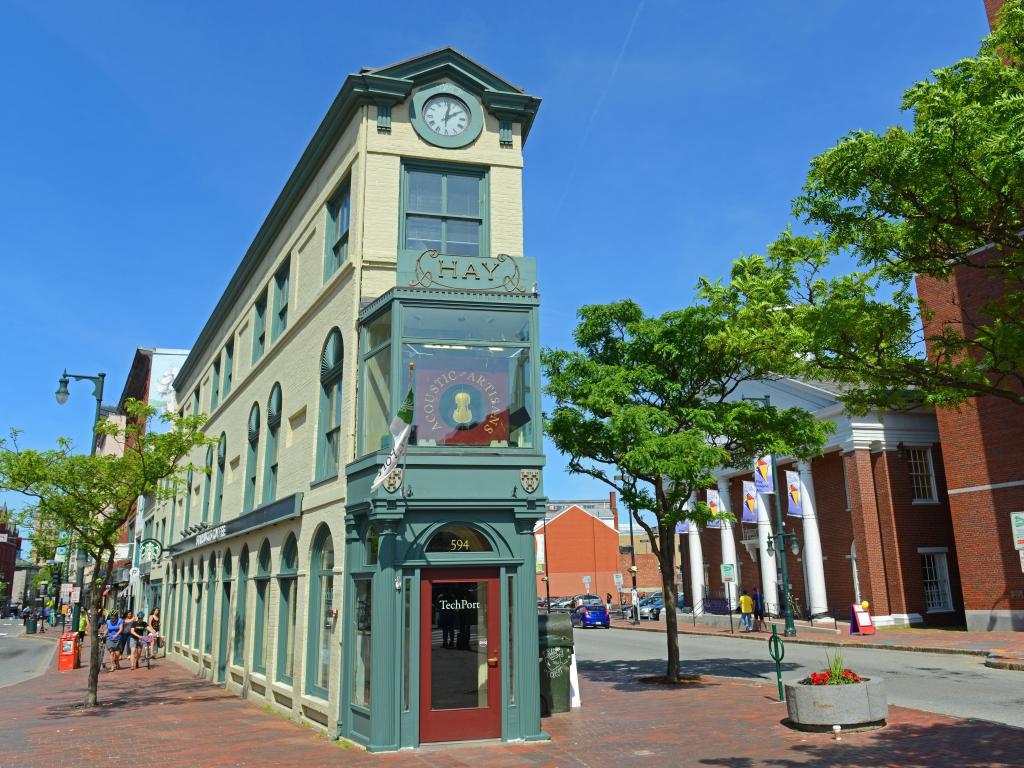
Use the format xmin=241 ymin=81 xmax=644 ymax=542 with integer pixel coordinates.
xmin=452 ymin=390 xmax=474 ymax=427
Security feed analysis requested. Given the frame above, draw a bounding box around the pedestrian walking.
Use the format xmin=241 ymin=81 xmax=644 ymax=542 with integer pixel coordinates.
xmin=129 ymin=611 xmax=149 ymax=669
xmin=105 ymin=612 xmax=125 ymax=671
xmin=738 ymin=589 xmax=754 ymax=632
xmin=148 ymin=607 xmax=162 ymax=657
xmin=752 ymin=586 xmax=765 ymax=632
xmin=605 ymin=592 xmax=613 ymax=615
xmin=78 ymin=609 xmax=87 ymax=642
xmin=630 ymin=586 xmax=640 ymax=624
xmin=117 ymin=610 xmax=134 ymax=663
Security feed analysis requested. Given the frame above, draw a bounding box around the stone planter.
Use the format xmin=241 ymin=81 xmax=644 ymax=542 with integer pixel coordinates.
xmin=784 ymin=677 xmax=887 ymax=731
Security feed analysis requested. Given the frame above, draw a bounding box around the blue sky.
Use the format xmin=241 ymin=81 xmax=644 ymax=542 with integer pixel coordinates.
xmin=0 ymin=1 xmax=990 ymax=532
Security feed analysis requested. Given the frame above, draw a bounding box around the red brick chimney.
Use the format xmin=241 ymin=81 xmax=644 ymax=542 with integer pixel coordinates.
xmin=609 ymin=491 xmax=619 ymax=531
xmin=986 ymin=0 xmax=1006 ymax=29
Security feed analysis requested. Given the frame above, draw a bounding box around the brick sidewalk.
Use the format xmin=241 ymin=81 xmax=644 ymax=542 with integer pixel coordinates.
xmin=611 ymin=617 xmax=1024 ymax=659
xmin=2 ymin=641 xmax=1023 ymax=767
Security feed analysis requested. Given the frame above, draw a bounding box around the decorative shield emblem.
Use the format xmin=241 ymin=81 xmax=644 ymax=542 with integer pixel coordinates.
xmin=382 ymin=468 xmax=403 ymax=494
xmin=520 ymin=469 xmax=541 ymax=494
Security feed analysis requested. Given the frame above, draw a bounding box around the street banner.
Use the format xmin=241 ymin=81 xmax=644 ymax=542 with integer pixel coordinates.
xmin=535 ymin=533 xmax=545 ymax=574
xmin=742 ymin=481 xmax=758 ymax=523
xmin=754 ymin=456 xmax=773 ymax=493
xmin=786 ymin=470 xmax=802 ymax=517
xmin=706 ymin=489 xmax=721 ymax=529
xmin=371 ymin=377 xmax=415 ymax=492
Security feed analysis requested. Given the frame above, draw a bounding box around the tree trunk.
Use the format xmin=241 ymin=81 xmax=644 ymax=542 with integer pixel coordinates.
xmin=657 ymin=520 xmax=681 ymax=681
xmin=85 ymin=551 xmax=114 ymax=707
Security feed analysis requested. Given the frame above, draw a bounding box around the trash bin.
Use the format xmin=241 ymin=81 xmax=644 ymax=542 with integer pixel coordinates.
xmin=58 ymin=632 xmax=81 ymax=671
xmin=26 ymin=616 xmax=37 ymax=634
xmin=538 ymin=612 xmax=574 ymax=716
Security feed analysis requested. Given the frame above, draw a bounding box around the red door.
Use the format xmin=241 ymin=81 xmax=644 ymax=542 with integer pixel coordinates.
xmin=420 ymin=568 xmax=501 ymax=743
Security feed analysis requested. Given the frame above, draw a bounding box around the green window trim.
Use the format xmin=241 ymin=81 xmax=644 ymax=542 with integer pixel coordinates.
xmin=305 ymin=525 xmax=334 ymax=699
xmin=252 ymin=291 xmax=268 ymax=364
xmin=192 ymin=388 xmax=200 ymax=417
xmin=315 ymin=329 xmax=344 ymax=482
xmin=183 ymin=468 xmax=193 ymax=532
xmin=276 ymin=534 xmax=299 ymax=685
xmin=213 ymin=433 xmax=226 ymax=524
xmin=252 ymin=541 xmax=271 ymax=675
xmin=233 ymin=546 xmax=248 ymax=665
xmin=243 ymin=404 xmax=260 ymax=514
xmin=263 ymin=384 xmax=282 ymax=504
xmin=204 ymin=555 xmax=216 ymax=655
xmin=211 ymin=359 xmax=221 ymax=411
xmin=223 ymin=340 xmax=234 ymax=398
xmin=399 ymin=162 xmax=489 ymax=259
xmin=201 ymin=447 xmax=213 ymax=523
xmin=271 ymin=258 xmax=290 ymax=343
xmin=193 ymin=562 xmax=203 ymax=649
xmin=325 ymin=180 xmax=351 ymax=281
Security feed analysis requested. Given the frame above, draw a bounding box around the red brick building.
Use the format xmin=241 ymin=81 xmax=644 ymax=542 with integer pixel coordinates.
xmin=908 ymin=0 xmax=1024 ymax=632
xmin=0 ymin=517 xmax=22 ymax=608
xmin=535 ymin=501 xmax=622 ymax=601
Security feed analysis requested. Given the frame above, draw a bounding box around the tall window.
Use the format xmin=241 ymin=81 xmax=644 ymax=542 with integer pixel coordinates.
xmin=272 ymin=258 xmax=290 ymax=342
xmin=360 ymin=311 xmax=391 ymax=455
xmin=213 ymin=434 xmax=226 ymax=523
xmin=184 ymin=561 xmax=194 ymax=648
xmin=234 ymin=545 xmax=248 ymax=665
xmin=252 ymin=290 xmax=268 ymax=364
xmin=921 ymin=551 xmax=953 ymax=612
xmin=353 ymin=578 xmax=372 ymax=707
xmin=201 ymin=447 xmax=213 ymax=522
xmin=192 ymin=388 xmax=200 ymax=416
xmin=263 ymin=384 xmax=282 ymax=503
xmin=194 ymin=559 xmax=203 ymax=649
xmin=223 ymin=340 xmax=234 ymax=398
xmin=316 ymin=329 xmax=344 ymax=481
xmin=204 ymin=554 xmax=216 ymax=654
xmin=907 ymin=447 xmax=938 ymax=502
xmin=325 ymin=180 xmax=351 ymax=280
xmin=183 ymin=468 xmax=193 ymax=531
xmin=243 ymin=405 xmax=260 ymax=514
xmin=253 ymin=541 xmax=271 ymax=675
xmin=306 ymin=525 xmax=334 ymax=699
xmin=211 ymin=358 xmax=221 ymax=410
xmin=277 ymin=534 xmax=298 ymax=685
xmin=402 ymin=165 xmax=486 ymax=257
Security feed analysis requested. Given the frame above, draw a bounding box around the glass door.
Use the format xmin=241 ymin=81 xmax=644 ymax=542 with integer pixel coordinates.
xmin=419 ymin=568 xmax=500 ymax=742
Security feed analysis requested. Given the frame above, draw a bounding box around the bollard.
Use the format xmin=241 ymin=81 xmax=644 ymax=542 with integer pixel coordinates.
xmin=767 ymin=624 xmax=785 ymax=702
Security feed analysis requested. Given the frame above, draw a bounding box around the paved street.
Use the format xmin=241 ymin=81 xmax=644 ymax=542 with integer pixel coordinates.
xmin=574 ymin=626 xmax=1024 ymax=728
xmin=0 ymin=619 xmax=57 ymax=690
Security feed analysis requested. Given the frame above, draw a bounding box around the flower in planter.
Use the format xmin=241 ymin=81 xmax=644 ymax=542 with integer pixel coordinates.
xmin=801 ymin=652 xmax=863 ymax=685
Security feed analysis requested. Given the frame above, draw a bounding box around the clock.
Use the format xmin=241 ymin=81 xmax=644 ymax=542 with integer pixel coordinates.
xmin=410 ymin=83 xmax=484 ymax=148
xmin=423 ymin=94 xmax=470 ymax=137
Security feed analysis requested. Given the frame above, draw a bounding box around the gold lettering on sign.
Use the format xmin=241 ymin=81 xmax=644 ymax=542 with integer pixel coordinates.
xmin=463 ymin=262 xmax=480 ymax=280
xmin=408 ymin=250 xmax=526 ymax=293
xmin=437 ymin=259 xmax=458 ymax=279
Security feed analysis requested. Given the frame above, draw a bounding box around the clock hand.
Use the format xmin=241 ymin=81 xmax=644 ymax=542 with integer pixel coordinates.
xmin=443 ymin=103 xmax=452 ymax=125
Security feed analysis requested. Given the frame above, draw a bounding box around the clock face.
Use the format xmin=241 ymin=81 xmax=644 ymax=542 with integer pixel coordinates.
xmin=422 ymin=94 xmax=470 ymax=137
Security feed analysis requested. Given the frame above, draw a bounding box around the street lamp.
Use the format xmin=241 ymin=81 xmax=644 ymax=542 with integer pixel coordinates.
xmin=615 ymin=473 xmax=640 ymax=624
xmin=742 ymin=394 xmax=798 ymax=638
xmin=55 ymin=369 xmax=106 ymax=632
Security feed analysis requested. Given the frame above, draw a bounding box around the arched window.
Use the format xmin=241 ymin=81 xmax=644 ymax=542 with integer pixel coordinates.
xmin=219 ymin=550 xmax=233 ymax=676
xmin=213 ymin=434 xmax=226 ymax=523
xmin=244 ymin=404 xmax=261 ymax=514
xmin=277 ymin=534 xmax=299 ymax=685
xmin=306 ymin=525 xmax=334 ymax=698
xmin=253 ymin=540 xmax=271 ymax=675
xmin=263 ymin=384 xmax=282 ymax=504
xmin=184 ymin=561 xmax=194 ymax=648
xmin=234 ymin=545 xmax=249 ymax=665
xmin=193 ymin=559 xmax=203 ymax=649
xmin=183 ymin=467 xmax=193 ymax=531
xmin=201 ymin=447 xmax=213 ymax=522
xmin=315 ymin=329 xmax=344 ymax=481
xmin=204 ymin=553 xmax=216 ymax=654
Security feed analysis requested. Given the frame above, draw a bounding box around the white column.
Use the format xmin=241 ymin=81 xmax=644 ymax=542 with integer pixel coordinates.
xmin=717 ymin=478 xmax=739 ymax=610
xmin=798 ymin=460 xmax=828 ymax=617
xmin=688 ymin=525 xmax=705 ymax=614
xmin=755 ymin=491 xmax=779 ymax=615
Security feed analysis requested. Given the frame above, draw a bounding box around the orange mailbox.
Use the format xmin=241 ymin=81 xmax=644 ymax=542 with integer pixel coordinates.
xmin=58 ymin=631 xmax=80 ymax=671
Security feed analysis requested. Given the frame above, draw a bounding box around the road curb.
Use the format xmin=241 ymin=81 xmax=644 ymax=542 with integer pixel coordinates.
xmin=985 ymin=654 xmax=1024 ymax=671
xmin=610 ymin=621 xmax=994 ymax=658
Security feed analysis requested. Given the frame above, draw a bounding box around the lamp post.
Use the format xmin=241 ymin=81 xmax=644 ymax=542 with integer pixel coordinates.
xmin=614 ymin=473 xmax=640 ymax=624
xmin=742 ymin=394 xmax=797 ymax=638
xmin=55 ymin=370 xmax=106 ymax=632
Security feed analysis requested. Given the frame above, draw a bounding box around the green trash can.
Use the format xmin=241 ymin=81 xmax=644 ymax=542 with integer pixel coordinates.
xmin=26 ymin=616 xmax=37 ymax=634
xmin=538 ymin=613 xmax=574 ymax=716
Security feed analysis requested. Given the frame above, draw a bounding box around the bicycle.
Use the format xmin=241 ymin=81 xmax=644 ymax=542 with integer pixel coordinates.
xmin=140 ymin=633 xmax=154 ymax=669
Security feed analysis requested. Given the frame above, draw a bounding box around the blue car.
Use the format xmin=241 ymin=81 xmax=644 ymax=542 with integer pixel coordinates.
xmin=570 ymin=603 xmax=610 ymax=628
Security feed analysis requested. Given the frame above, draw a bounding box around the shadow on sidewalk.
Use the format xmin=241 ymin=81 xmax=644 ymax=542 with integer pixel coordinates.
xmin=577 ymin=657 xmax=800 ymax=688
xmin=40 ymin=676 xmax=228 ymax=720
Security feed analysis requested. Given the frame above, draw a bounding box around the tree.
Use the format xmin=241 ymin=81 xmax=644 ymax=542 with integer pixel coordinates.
xmin=543 ymin=300 xmax=831 ymax=681
xmin=749 ymin=3 xmax=1024 ymax=411
xmin=0 ymin=399 xmax=214 ymax=706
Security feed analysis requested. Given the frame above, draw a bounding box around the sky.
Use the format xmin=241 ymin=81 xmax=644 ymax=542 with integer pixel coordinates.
xmin=0 ymin=1 xmax=991 ymax=538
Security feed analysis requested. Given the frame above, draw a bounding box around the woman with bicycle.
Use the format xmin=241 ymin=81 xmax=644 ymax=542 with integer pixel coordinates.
xmin=148 ymin=607 xmax=162 ymax=658
xmin=129 ymin=611 xmax=150 ymax=669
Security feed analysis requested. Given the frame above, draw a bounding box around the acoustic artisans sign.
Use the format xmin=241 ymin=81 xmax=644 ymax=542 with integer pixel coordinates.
xmin=417 ymin=367 xmax=509 ymax=445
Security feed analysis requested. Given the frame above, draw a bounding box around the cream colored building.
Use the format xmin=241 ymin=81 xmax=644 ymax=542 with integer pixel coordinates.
xmin=146 ymin=49 xmax=544 ymax=747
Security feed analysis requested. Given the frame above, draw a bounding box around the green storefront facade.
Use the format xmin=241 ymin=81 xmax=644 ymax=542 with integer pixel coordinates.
xmin=341 ymin=264 xmax=547 ymax=749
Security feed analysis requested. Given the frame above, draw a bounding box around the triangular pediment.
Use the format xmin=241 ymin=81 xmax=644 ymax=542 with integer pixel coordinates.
xmin=365 ymin=46 xmax=525 ymax=95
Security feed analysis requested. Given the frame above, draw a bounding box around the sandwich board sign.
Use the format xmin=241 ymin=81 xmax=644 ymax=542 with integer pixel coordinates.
xmin=850 ymin=603 xmax=875 ymax=635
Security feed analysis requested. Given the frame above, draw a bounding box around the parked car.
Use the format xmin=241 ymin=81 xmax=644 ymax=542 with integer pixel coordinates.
xmin=639 ymin=594 xmax=687 ymax=620
xmin=570 ymin=603 xmax=610 ymax=629
xmin=572 ymin=593 xmax=604 ymax=607
xmin=552 ymin=596 xmax=575 ymax=610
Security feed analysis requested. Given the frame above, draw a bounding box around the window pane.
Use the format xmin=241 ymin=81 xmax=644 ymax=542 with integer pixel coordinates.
xmin=353 ymin=580 xmax=372 ymax=707
xmin=403 ymin=307 xmax=529 ymax=342
xmin=365 ymin=310 xmax=391 ymax=351
xmin=281 ymin=577 xmax=297 ymax=681
xmin=446 ymin=174 xmax=480 ymax=217
xmin=430 ymin=581 xmax=488 ymax=709
xmin=426 ymin=525 xmax=493 ymax=553
xmin=445 ymin=219 xmax=480 ymax=257
xmin=406 ymin=216 xmax=442 ymax=252
xmin=407 ymin=170 xmax=443 ymax=213
xmin=402 ymin=344 xmax=533 ymax=448
xmin=361 ymin=347 xmax=391 ymax=453
xmin=317 ymin=573 xmax=333 ymax=690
